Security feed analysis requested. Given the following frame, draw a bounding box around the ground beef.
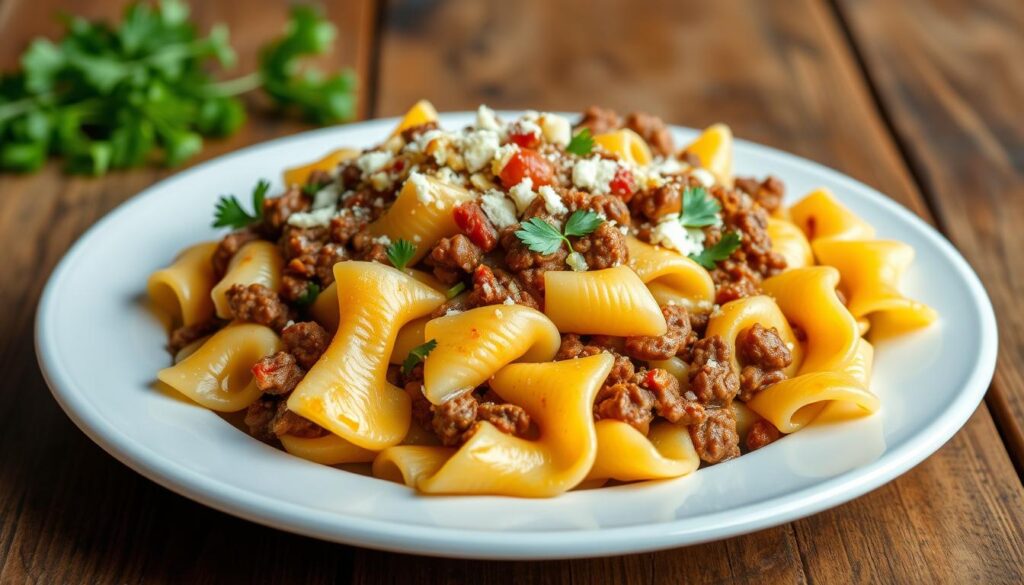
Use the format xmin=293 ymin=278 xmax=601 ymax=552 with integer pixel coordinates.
xmin=638 ymin=368 xmax=705 ymax=426
xmin=625 ymin=112 xmax=675 ymax=157
xmin=745 ymin=419 xmax=781 ymax=451
xmin=501 ymin=228 xmax=567 ymax=297
xmin=212 ymin=229 xmax=260 ymax=277
xmin=559 ymin=188 xmax=631 ymax=226
xmin=425 ymin=235 xmax=483 ymax=285
xmin=337 ymin=160 xmax=363 ymax=191
xmin=168 ymin=319 xmax=222 ymax=354
xmin=631 ymin=183 xmax=681 ymax=222
xmin=329 ymin=210 xmax=369 ymax=246
xmin=624 ymin=304 xmax=691 ymax=360
xmin=263 ymin=186 xmax=310 ymax=235
xmin=271 ymin=406 xmax=327 ymax=438
xmin=280 ymin=275 xmax=314 ymax=304
xmin=556 ymin=334 xmax=635 ymax=385
xmin=690 ymin=407 xmax=740 ymax=463
xmin=305 ymin=169 xmax=333 ymax=191
xmin=710 ymin=259 xmax=763 ymax=305
xmin=225 ymin=283 xmax=292 ymax=331
xmin=594 ymin=382 xmax=655 ymax=434
xmin=577 ymin=105 xmax=621 ymax=135
xmin=688 ymin=335 xmax=739 ymax=405
xmin=244 ymin=397 xmax=327 ymax=441
xmin=280 ymin=225 xmax=328 ymax=264
xmin=477 ymin=402 xmax=531 ymax=436
xmin=689 ymin=311 xmax=710 ymax=336
xmin=571 ymin=221 xmax=629 ymax=270
xmin=711 ymin=186 xmax=787 ymax=278
xmin=735 ymin=323 xmax=792 ymax=402
xmin=400 ymin=121 xmax=440 ymax=143
xmin=314 ymin=243 xmax=348 ymax=285
xmin=405 ymin=381 xmax=433 ymax=429
xmin=429 ymin=392 xmax=531 ymax=446
xmin=734 ymin=175 xmax=785 ymax=214
xmin=251 ymin=351 xmax=305 ymax=395
xmin=453 ymin=201 xmax=499 ymax=252
xmin=282 ymin=321 xmax=330 ymax=369
xmin=466 ymin=265 xmax=539 ymax=309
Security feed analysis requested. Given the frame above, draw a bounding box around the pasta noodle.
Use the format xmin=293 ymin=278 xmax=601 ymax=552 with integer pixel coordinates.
xmin=282 ymin=148 xmax=359 ymax=187
xmin=767 ymin=218 xmax=814 ymax=271
xmin=593 ymin=129 xmax=653 ymax=166
xmin=705 ymin=295 xmax=804 ymax=378
xmin=280 ymin=434 xmax=377 ymax=465
xmin=626 ymin=237 xmax=715 ymax=310
xmin=147 ymin=242 xmax=218 ymax=327
xmin=210 ymin=241 xmax=283 ymax=319
xmin=587 ymin=420 xmax=700 ymax=482
xmin=544 ymin=266 xmax=667 ymax=336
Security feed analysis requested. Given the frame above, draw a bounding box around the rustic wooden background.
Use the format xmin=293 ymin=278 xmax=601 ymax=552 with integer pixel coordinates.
xmin=1 ymin=0 xmax=1022 ymax=582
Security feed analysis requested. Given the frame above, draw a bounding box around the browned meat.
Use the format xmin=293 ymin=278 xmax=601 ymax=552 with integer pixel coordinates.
xmin=734 ymin=175 xmax=785 ymax=214
xmin=688 ymin=335 xmax=739 ymax=405
xmin=477 ymin=402 xmax=531 ymax=437
xmin=400 ymin=121 xmax=440 ymax=143
xmin=558 ymin=188 xmax=631 ymax=226
xmin=425 ymin=235 xmax=483 ymax=285
xmin=624 ymin=304 xmax=691 ymax=361
xmin=263 ymin=186 xmax=310 ymax=235
xmin=431 ymin=393 xmax=478 ymax=446
xmin=282 ymin=321 xmax=330 ymax=369
xmin=572 ymin=221 xmax=629 ymax=270
xmin=631 ymin=183 xmax=682 ymax=222
xmin=735 ymin=323 xmax=792 ymax=401
xmin=329 ymin=209 xmax=369 ymax=246
xmin=467 ymin=265 xmax=540 ymax=309
xmin=638 ymin=368 xmax=705 ymax=426
xmin=625 ymin=112 xmax=675 ymax=156
xmin=244 ymin=397 xmax=278 ymax=441
xmin=405 ymin=382 xmax=433 ymax=429
xmin=555 ymin=334 xmax=635 ymax=386
xmin=710 ymin=258 xmax=763 ymax=305
xmin=305 ymin=169 xmax=333 ymax=190
xmin=745 ymin=419 xmax=781 ymax=451
xmin=594 ymin=382 xmax=655 ymax=434
xmin=280 ymin=225 xmax=328 ymax=264
xmin=168 ymin=319 xmax=222 ymax=354
xmin=690 ymin=407 xmax=740 ymax=463
xmin=270 ymin=406 xmax=327 ymax=438
xmin=244 ymin=397 xmax=327 ymax=441
xmin=314 ymin=243 xmax=347 ymax=285
xmin=212 ymin=229 xmax=260 ymax=277
xmin=712 ymin=185 xmax=787 ymax=278
xmin=280 ymin=275 xmax=313 ymax=304
xmin=225 ymin=283 xmax=292 ymax=331
xmin=501 ymin=228 xmax=567 ymax=297
xmin=577 ymin=105 xmax=622 ymax=135
xmin=251 ymin=351 xmax=304 ymax=395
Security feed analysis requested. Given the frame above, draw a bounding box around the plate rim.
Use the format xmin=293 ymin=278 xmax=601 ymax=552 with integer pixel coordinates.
xmin=35 ymin=112 xmax=998 ymax=560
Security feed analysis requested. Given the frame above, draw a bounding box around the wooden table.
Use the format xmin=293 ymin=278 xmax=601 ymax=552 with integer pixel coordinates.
xmin=1 ymin=0 xmax=1022 ymax=582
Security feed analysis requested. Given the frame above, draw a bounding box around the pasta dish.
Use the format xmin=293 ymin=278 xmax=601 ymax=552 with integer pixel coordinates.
xmin=147 ymin=101 xmax=936 ymax=497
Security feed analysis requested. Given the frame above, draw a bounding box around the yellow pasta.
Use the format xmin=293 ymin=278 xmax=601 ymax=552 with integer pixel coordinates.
xmin=287 ymin=262 xmax=446 ymax=450
xmin=705 ymin=295 xmax=804 ymax=378
xmin=390 ymin=99 xmax=439 ymax=137
xmin=210 ymin=241 xmax=283 ymax=319
xmin=545 ymin=266 xmax=667 ymax=336
xmin=789 ymin=188 xmax=875 ymax=241
xmin=587 ymin=420 xmax=700 ymax=482
xmin=280 ymin=434 xmax=377 ymax=465
xmin=390 ymin=316 xmax=431 ymax=366
xmin=593 ymin=129 xmax=653 ymax=166
xmin=746 ymin=372 xmax=879 ymax=433
xmin=282 ymin=147 xmax=359 ymax=187
xmin=157 ymin=323 xmax=281 ymax=412
xmin=310 ymin=269 xmax=446 ymax=332
xmin=626 ymin=237 xmax=715 ymax=310
xmin=147 ymin=242 xmax=218 ymax=327
xmin=366 ymin=176 xmax=475 ymax=265
xmin=422 ymin=304 xmax=561 ymax=404
xmin=372 ymin=445 xmax=455 ymax=487
xmin=682 ymin=123 xmax=733 ymax=185
xmin=767 ymin=218 xmax=814 ymax=271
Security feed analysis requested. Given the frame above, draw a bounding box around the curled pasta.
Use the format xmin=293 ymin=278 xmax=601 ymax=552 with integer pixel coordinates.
xmin=372 ymin=445 xmax=455 ymax=487
xmin=282 ymin=147 xmax=359 ymax=187
xmin=390 ymin=99 xmax=439 ymax=137
xmin=422 ymin=304 xmax=561 ymax=404
xmin=280 ymin=434 xmax=377 ymax=465
xmin=310 ymin=269 xmax=446 ymax=332
xmin=682 ymin=123 xmax=733 ymax=185
xmin=157 ymin=323 xmax=281 ymax=412
xmin=287 ymin=262 xmax=446 ymax=450
xmin=587 ymin=420 xmax=700 ymax=482
xmin=626 ymin=237 xmax=715 ymax=310
xmin=367 ymin=176 xmax=476 ymax=265
xmin=545 ymin=265 xmax=667 ymax=336
xmin=147 ymin=241 xmax=218 ymax=327
xmin=705 ymin=295 xmax=804 ymax=378
xmin=210 ymin=241 xmax=283 ymax=319
xmin=789 ymin=188 xmax=875 ymax=241
xmin=593 ymin=129 xmax=653 ymax=166
xmin=746 ymin=372 xmax=879 ymax=433
xmin=767 ymin=218 xmax=814 ymax=271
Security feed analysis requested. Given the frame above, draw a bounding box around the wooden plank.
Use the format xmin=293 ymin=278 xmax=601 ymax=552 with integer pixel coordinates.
xmin=370 ymin=0 xmax=1024 ymax=582
xmin=833 ymin=0 xmax=1024 ymax=471
xmin=0 ymin=1 xmax=377 ymax=583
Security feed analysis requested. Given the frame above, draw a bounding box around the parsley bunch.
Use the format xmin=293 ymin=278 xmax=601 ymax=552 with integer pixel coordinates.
xmin=0 ymin=1 xmax=356 ymax=175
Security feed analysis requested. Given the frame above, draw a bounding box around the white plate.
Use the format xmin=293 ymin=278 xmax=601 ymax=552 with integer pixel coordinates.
xmin=36 ymin=113 xmax=997 ymax=560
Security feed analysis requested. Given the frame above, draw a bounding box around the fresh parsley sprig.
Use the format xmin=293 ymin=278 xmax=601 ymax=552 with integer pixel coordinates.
xmin=213 ymin=179 xmax=269 ymax=228
xmin=679 ymin=186 xmax=721 ymax=227
xmin=385 ymin=239 xmax=417 ymax=271
xmin=565 ymin=128 xmax=594 ymax=156
xmin=295 ymin=282 xmax=321 ymax=308
xmin=515 ymin=210 xmax=604 ymax=255
xmin=446 ymin=281 xmax=466 ymax=299
xmin=689 ymin=231 xmax=742 ymax=269
xmin=402 ymin=339 xmax=437 ymax=376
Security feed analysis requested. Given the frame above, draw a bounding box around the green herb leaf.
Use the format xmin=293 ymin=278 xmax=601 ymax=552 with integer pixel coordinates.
xmin=402 ymin=339 xmax=437 ymax=376
xmin=514 ymin=217 xmax=565 ymax=255
xmin=385 ymin=239 xmax=416 ymax=271
xmin=445 ymin=281 xmax=466 ymax=299
xmin=295 ymin=282 xmax=320 ymax=308
xmin=679 ymin=186 xmax=721 ymax=228
xmin=564 ymin=209 xmax=604 ymax=237
xmin=689 ymin=231 xmax=741 ymax=269
xmin=566 ymin=128 xmax=594 ymax=156
xmin=213 ymin=179 xmax=268 ymax=228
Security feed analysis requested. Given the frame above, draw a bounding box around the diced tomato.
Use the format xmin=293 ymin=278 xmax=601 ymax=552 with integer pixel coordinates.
xmin=499 ymin=148 xmax=555 ymax=188
xmin=608 ymin=166 xmax=636 ymax=200
xmin=645 ymin=369 xmax=659 ymax=388
xmin=453 ymin=202 xmax=498 ymax=252
xmin=508 ymin=122 xmax=541 ymax=149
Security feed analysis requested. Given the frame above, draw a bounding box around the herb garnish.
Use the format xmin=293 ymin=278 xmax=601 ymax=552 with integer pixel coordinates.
xmin=565 ymin=128 xmax=594 ymax=156
xmin=402 ymin=339 xmax=437 ymax=375
xmin=446 ymin=281 xmax=466 ymax=299
xmin=213 ymin=179 xmax=269 ymax=228
xmin=689 ymin=231 xmax=742 ymax=269
xmin=385 ymin=239 xmax=417 ymax=271
xmin=514 ymin=210 xmax=603 ymax=255
xmin=678 ymin=186 xmax=721 ymax=228
xmin=295 ymin=282 xmax=321 ymax=307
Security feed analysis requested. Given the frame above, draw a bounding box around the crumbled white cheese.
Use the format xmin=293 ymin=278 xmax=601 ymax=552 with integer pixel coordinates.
xmin=508 ymin=178 xmax=536 ymax=213
xmin=690 ymin=168 xmax=716 ymax=188
xmin=479 ymin=189 xmax=518 ymax=229
xmin=655 ymin=157 xmax=686 ymax=176
xmin=356 ymin=151 xmax=391 ymax=176
xmin=492 ymin=143 xmax=520 ymax=175
xmin=469 ymin=173 xmax=497 ymax=192
xmin=311 ymin=183 xmax=341 ymax=210
xmin=287 ymin=207 xmax=337 ymax=228
xmin=406 ymin=129 xmax=444 ymax=153
xmin=502 ymin=297 xmax=515 ymax=306
xmin=458 ymin=129 xmax=501 ymax=173
xmin=370 ymin=171 xmax=393 ymax=192
xmin=538 ymin=113 xmax=571 ymax=146
xmin=476 ymin=105 xmax=503 ymax=132
xmin=538 ymin=185 xmax=568 ymax=215
xmin=372 ymin=234 xmax=392 ymax=246
xmin=408 ymin=172 xmax=434 ymax=205
xmin=648 ymin=218 xmax=706 ymax=256
xmin=572 ymin=157 xmax=619 ymax=194
xmin=566 ymin=251 xmax=589 ymax=272
xmin=517 ymin=119 xmax=542 ymax=140
xmin=684 ymin=391 xmax=698 ymax=402
xmin=433 ymin=166 xmax=466 ymax=186
xmin=445 ymin=308 xmax=463 ymax=316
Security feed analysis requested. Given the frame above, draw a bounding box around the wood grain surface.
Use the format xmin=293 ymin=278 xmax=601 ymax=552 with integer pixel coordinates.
xmin=0 ymin=0 xmax=1021 ymax=583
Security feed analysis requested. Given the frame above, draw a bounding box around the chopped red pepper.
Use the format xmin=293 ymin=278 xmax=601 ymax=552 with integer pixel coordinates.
xmin=608 ymin=166 xmax=637 ymax=200
xmin=453 ymin=202 xmax=499 ymax=252
xmin=499 ymin=148 xmax=555 ymax=188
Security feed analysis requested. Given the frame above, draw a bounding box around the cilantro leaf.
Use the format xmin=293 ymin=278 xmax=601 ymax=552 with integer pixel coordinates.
xmin=564 ymin=209 xmax=603 ymax=237
xmin=689 ymin=231 xmax=742 ymax=269
xmin=566 ymin=128 xmax=594 ymax=156
xmin=385 ymin=239 xmax=417 ymax=271
xmin=679 ymin=186 xmax=721 ymax=228
xmin=514 ymin=210 xmax=605 ymax=268
xmin=446 ymin=281 xmax=466 ymax=299
xmin=213 ymin=179 xmax=268 ymax=228
xmin=295 ymin=282 xmax=320 ymax=308
xmin=402 ymin=339 xmax=437 ymax=376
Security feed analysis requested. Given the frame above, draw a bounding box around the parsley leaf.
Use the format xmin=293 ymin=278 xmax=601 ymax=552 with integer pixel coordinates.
xmin=213 ymin=179 xmax=268 ymax=228
xmin=678 ymin=186 xmax=721 ymax=228
xmin=295 ymin=282 xmax=320 ymax=308
xmin=689 ymin=231 xmax=742 ymax=269
xmin=385 ymin=239 xmax=416 ymax=271
xmin=565 ymin=128 xmax=594 ymax=156
xmin=446 ymin=281 xmax=466 ymax=299
xmin=514 ymin=217 xmax=565 ymax=255
xmin=564 ymin=209 xmax=604 ymax=237
xmin=402 ymin=339 xmax=437 ymax=376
